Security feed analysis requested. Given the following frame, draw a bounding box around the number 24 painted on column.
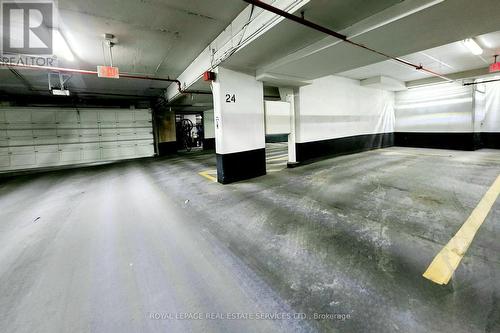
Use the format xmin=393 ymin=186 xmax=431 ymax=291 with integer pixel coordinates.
xmin=225 ymin=94 xmax=236 ymax=103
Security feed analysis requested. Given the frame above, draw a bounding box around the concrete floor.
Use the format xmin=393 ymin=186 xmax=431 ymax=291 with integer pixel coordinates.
xmin=1 ymin=147 xmax=499 ymax=333
xmin=266 ymin=143 xmax=289 ymax=173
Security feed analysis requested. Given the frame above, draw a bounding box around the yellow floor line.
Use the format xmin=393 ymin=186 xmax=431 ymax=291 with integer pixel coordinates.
xmin=198 ymin=170 xmax=217 ymax=183
xmin=423 ymin=174 xmax=500 ymax=285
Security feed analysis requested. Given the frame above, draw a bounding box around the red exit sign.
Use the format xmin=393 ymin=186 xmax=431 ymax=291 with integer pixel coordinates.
xmin=490 ymin=62 xmax=500 ymax=73
xmin=97 ymin=66 xmax=120 ymax=79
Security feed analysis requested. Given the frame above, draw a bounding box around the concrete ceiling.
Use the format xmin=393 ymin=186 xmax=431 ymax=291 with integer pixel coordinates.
xmin=223 ymin=0 xmax=500 ymax=84
xmin=57 ymin=0 xmax=247 ymax=75
xmin=4 ymin=0 xmax=500 ymax=103
xmin=0 ymin=0 xmax=246 ymax=98
xmin=339 ymin=30 xmax=500 ymax=83
xmin=222 ymin=0 xmax=402 ymax=73
xmin=171 ymin=0 xmax=406 ymax=110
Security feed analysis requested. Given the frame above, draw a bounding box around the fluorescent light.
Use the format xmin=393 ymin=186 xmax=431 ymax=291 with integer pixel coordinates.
xmin=463 ymin=38 xmax=483 ymax=55
xmin=53 ymin=30 xmax=75 ymax=62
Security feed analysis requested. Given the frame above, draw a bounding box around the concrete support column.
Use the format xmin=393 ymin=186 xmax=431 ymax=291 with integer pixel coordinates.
xmin=278 ymin=87 xmax=298 ymax=165
xmin=212 ymin=67 xmax=266 ymax=184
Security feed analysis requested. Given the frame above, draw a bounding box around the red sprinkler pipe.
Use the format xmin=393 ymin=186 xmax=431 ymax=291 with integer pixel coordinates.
xmin=0 ymin=61 xmax=186 ymax=93
xmin=243 ymin=0 xmax=453 ymax=82
xmin=463 ymin=78 xmax=500 ymax=86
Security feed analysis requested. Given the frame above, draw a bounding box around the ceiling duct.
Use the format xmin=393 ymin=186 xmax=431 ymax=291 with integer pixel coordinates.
xmin=361 ymin=76 xmax=406 ymax=91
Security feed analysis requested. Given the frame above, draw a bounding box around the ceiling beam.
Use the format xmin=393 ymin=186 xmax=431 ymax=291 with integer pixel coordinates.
xmin=246 ymin=0 xmax=452 ymax=82
xmin=256 ymin=0 xmax=445 ymax=77
xmin=165 ymin=0 xmax=311 ymax=102
xmin=406 ymin=67 xmax=491 ymax=88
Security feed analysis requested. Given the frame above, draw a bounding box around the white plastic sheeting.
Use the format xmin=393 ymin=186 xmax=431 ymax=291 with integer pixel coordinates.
xmin=395 ymin=83 xmax=474 ymax=133
xmin=479 ymin=79 xmax=500 ymax=132
xmin=297 ymin=75 xmax=395 ymax=143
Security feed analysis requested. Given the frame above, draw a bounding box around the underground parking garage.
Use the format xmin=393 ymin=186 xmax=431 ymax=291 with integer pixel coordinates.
xmin=1 ymin=0 xmax=500 ymax=332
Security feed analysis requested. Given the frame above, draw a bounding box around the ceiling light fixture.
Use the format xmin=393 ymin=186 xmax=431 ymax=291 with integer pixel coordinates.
xmin=48 ymin=72 xmax=71 ymax=96
xmin=51 ymin=89 xmax=70 ymax=96
xmin=463 ymin=38 xmax=483 ymax=55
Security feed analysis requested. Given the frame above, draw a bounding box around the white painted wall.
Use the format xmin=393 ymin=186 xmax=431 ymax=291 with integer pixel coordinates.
xmin=474 ymin=84 xmax=487 ymax=134
xmin=264 ymin=101 xmax=291 ymax=135
xmin=297 ymin=75 xmax=395 ymax=143
xmin=478 ymin=80 xmax=500 ymax=132
xmin=212 ymin=67 xmax=265 ymax=154
xmin=203 ymin=109 xmax=215 ymax=139
xmin=395 ymin=83 xmax=474 ymax=133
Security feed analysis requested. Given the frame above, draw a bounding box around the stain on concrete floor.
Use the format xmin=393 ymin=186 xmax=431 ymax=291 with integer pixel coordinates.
xmin=1 ymin=147 xmax=499 ymax=333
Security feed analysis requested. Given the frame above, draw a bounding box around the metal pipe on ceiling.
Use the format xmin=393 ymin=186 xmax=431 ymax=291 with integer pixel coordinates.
xmin=463 ymin=78 xmax=500 ymax=86
xmin=243 ymin=0 xmax=454 ymax=82
xmin=0 ymin=62 xmax=210 ymax=95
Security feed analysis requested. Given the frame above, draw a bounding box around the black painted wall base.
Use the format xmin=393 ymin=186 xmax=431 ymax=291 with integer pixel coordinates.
xmin=395 ymin=132 xmax=477 ymax=151
xmin=158 ymin=141 xmax=177 ymax=156
xmin=203 ymin=138 xmax=216 ymax=150
xmin=286 ymin=131 xmax=500 ymax=169
xmin=216 ymin=148 xmax=266 ymax=184
xmin=295 ymin=133 xmax=394 ymax=164
xmin=481 ymin=132 xmax=500 ymax=149
xmin=473 ymin=133 xmax=483 ymax=150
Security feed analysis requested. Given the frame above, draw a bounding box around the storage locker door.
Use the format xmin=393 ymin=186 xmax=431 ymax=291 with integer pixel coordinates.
xmin=3 ymin=109 xmax=36 ymax=170
xmin=0 ymin=108 xmax=154 ymax=172
xmin=79 ymin=110 xmax=101 ymax=162
xmin=134 ymin=109 xmax=154 ymax=157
